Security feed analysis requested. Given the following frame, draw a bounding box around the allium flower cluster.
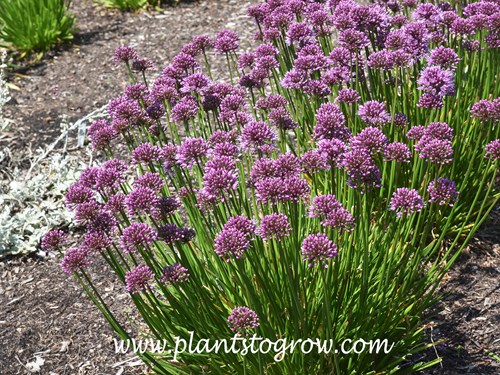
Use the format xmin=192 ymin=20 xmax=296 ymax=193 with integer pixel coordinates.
xmin=351 ymin=127 xmax=388 ymax=154
xmin=417 ymin=66 xmax=455 ymax=108
xmin=314 ymin=102 xmax=350 ymax=141
xmin=301 ymin=233 xmax=338 ymax=268
xmin=358 ymin=101 xmax=390 ymax=126
xmin=125 ymin=265 xmax=154 ymax=294
xmin=41 ymin=230 xmax=67 ymax=252
xmin=61 ymin=248 xmax=92 ymax=274
xmin=340 ymin=147 xmax=382 ymax=191
xmin=258 ymin=214 xmax=292 ymax=241
xmin=255 ymin=176 xmax=310 ymax=205
xmin=427 ymin=178 xmax=459 ymax=206
xmin=471 ymin=98 xmax=500 ymax=123
xmin=160 ymin=264 xmax=190 ymax=285
xmin=157 ymin=223 xmax=196 ymax=245
xmin=240 ymin=121 xmax=277 ymax=154
xmin=227 ymin=306 xmax=259 ymax=335
xmin=177 ymin=137 xmax=209 ymax=167
xmin=384 ymin=142 xmax=412 ymax=163
xmin=120 ymin=222 xmax=157 ymax=253
xmin=389 ymin=188 xmax=424 ymax=217
xmin=214 ymin=227 xmax=251 ymax=262
xmin=214 ymin=29 xmax=239 ymax=54
xmin=309 ymin=195 xmax=355 ymax=231
xmin=485 ymin=139 xmax=500 ymax=160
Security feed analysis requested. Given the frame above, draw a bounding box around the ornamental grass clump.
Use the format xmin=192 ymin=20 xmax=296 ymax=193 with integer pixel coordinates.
xmin=0 ymin=0 xmax=74 ymax=53
xmin=46 ymin=0 xmax=500 ymax=373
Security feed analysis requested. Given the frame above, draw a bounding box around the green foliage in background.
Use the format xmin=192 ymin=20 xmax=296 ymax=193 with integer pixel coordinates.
xmin=0 ymin=0 xmax=74 ymax=54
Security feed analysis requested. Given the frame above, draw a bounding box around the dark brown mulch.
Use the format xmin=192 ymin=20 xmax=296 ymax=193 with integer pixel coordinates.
xmin=0 ymin=0 xmax=499 ymax=374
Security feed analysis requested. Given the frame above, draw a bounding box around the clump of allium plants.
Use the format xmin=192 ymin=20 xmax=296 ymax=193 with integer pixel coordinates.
xmin=45 ymin=0 xmax=500 ymax=373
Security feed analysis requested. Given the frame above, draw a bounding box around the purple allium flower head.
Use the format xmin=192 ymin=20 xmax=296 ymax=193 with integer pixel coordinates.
xmin=255 ymin=43 xmax=278 ymax=59
xmin=113 ymin=45 xmax=137 ymax=63
xmin=389 ymin=188 xmax=424 ymax=217
xmin=177 ymin=137 xmax=209 ymax=167
xmin=41 ymin=230 xmax=67 ymax=253
xmin=351 ymin=127 xmax=388 ymax=153
xmin=78 ymin=167 xmax=100 ymax=189
xmin=158 ymin=223 xmax=195 ymax=245
xmin=171 ymin=96 xmax=199 ymax=122
xmin=238 ymin=52 xmax=256 ymax=71
xmin=250 ymin=158 xmax=277 ymax=183
xmin=228 ymin=306 xmax=259 ymax=335
xmin=211 ymin=142 xmax=239 ymax=157
xmin=309 ymin=195 xmax=355 ymax=231
xmin=125 ymin=265 xmax=154 ymax=294
xmin=120 ymin=222 xmax=157 ymax=253
xmin=281 ymin=68 xmax=308 ymax=90
xmin=427 ymin=178 xmax=459 ymax=206
xmin=88 ymin=120 xmax=117 ymax=152
xmin=125 ymin=83 xmax=148 ymax=101
xmin=214 ymin=29 xmax=239 ymax=54
xmin=131 ymin=56 xmax=155 ymax=72
xmin=424 ymin=122 xmax=453 ymax=140
xmin=133 ymin=172 xmax=164 ymax=192
xmin=240 ymin=121 xmax=277 ymax=154
xmin=413 ymin=3 xmax=440 ymax=23
xmin=327 ymin=47 xmax=351 ymax=67
xmin=451 ymin=18 xmax=475 ymax=35
xmin=368 ymin=50 xmax=395 ymax=71
xmin=125 ymin=187 xmax=160 ymax=218
xmin=95 ymin=167 xmax=124 ymax=193
xmin=224 ymin=216 xmax=256 ymax=237
xmin=428 ymin=47 xmax=460 ymax=71
xmin=172 ymin=53 xmax=199 ymax=72
xmin=181 ymin=73 xmax=211 ymax=94
xmin=145 ymin=101 xmax=165 ymax=120
xmin=393 ymin=113 xmax=410 ymax=128
xmin=157 ymin=196 xmax=181 ymax=218
xmin=301 ymin=233 xmax=338 ymax=268
xmin=247 ymin=3 xmax=269 ymax=23
xmin=317 ymin=138 xmax=348 ymax=166
xmin=336 ymin=88 xmax=361 ymax=104
xmin=255 ymin=176 xmax=310 ymax=205
xmin=74 ymin=200 xmax=102 ymax=224
xmin=417 ymin=92 xmax=445 ymax=109
xmin=258 ymin=213 xmax=292 ymax=241
xmin=161 ymin=264 xmax=190 ymax=285
xmin=87 ymin=212 xmax=117 ymax=234
xmin=203 ymin=159 xmax=239 ymax=196
xmin=301 ymin=149 xmax=330 ymax=174
xmin=338 ymin=29 xmax=370 ymax=52
xmin=105 ymin=193 xmax=127 ymax=214
xmin=104 ymin=157 xmax=128 ymax=172
xmin=419 ymin=58 xmax=454 ymax=88
xmin=471 ymin=99 xmax=500 ymax=123
xmin=214 ymin=228 xmax=250 ymax=262
xmin=209 ymin=130 xmax=238 ymax=145
xmin=358 ymin=101 xmax=390 ymax=126
xmin=323 ymin=66 xmax=351 ymax=86
xmin=286 ymin=22 xmax=315 ymax=45
xmin=268 ymin=108 xmax=298 ymax=130
xmin=391 ymin=14 xmax=408 ymax=27
xmin=256 ymin=94 xmax=287 ymax=110
xmin=192 ymin=34 xmax=214 ymax=51
xmin=150 ymin=76 xmax=179 ymax=102
xmin=384 ymin=142 xmax=412 ymax=163
xmin=65 ymin=183 xmax=95 ymax=210
xmin=82 ymin=231 xmax=113 ymax=253
xmin=275 ymin=152 xmax=303 ymax=178
xmin=61 ymin=248 xmax=92 ymax=274
xmin=403 ymin=22 xmax=431 ymax=57
xmin=302 ymin=79 xmax=331 ymax=97
xmin=267 ymin=5 xmax=294 ymax=29
xmin=485 ymin=139 xmax=500 ymax=160
xmin=314 ymin=102 xmax=349 ymax=141
xmin=132 ymin=143 xmax=161 ymax=165
xmin=416 ymin=138 xmax=454 ymax=164
xmin=341 ymin=147 xmax=382 ymax=190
